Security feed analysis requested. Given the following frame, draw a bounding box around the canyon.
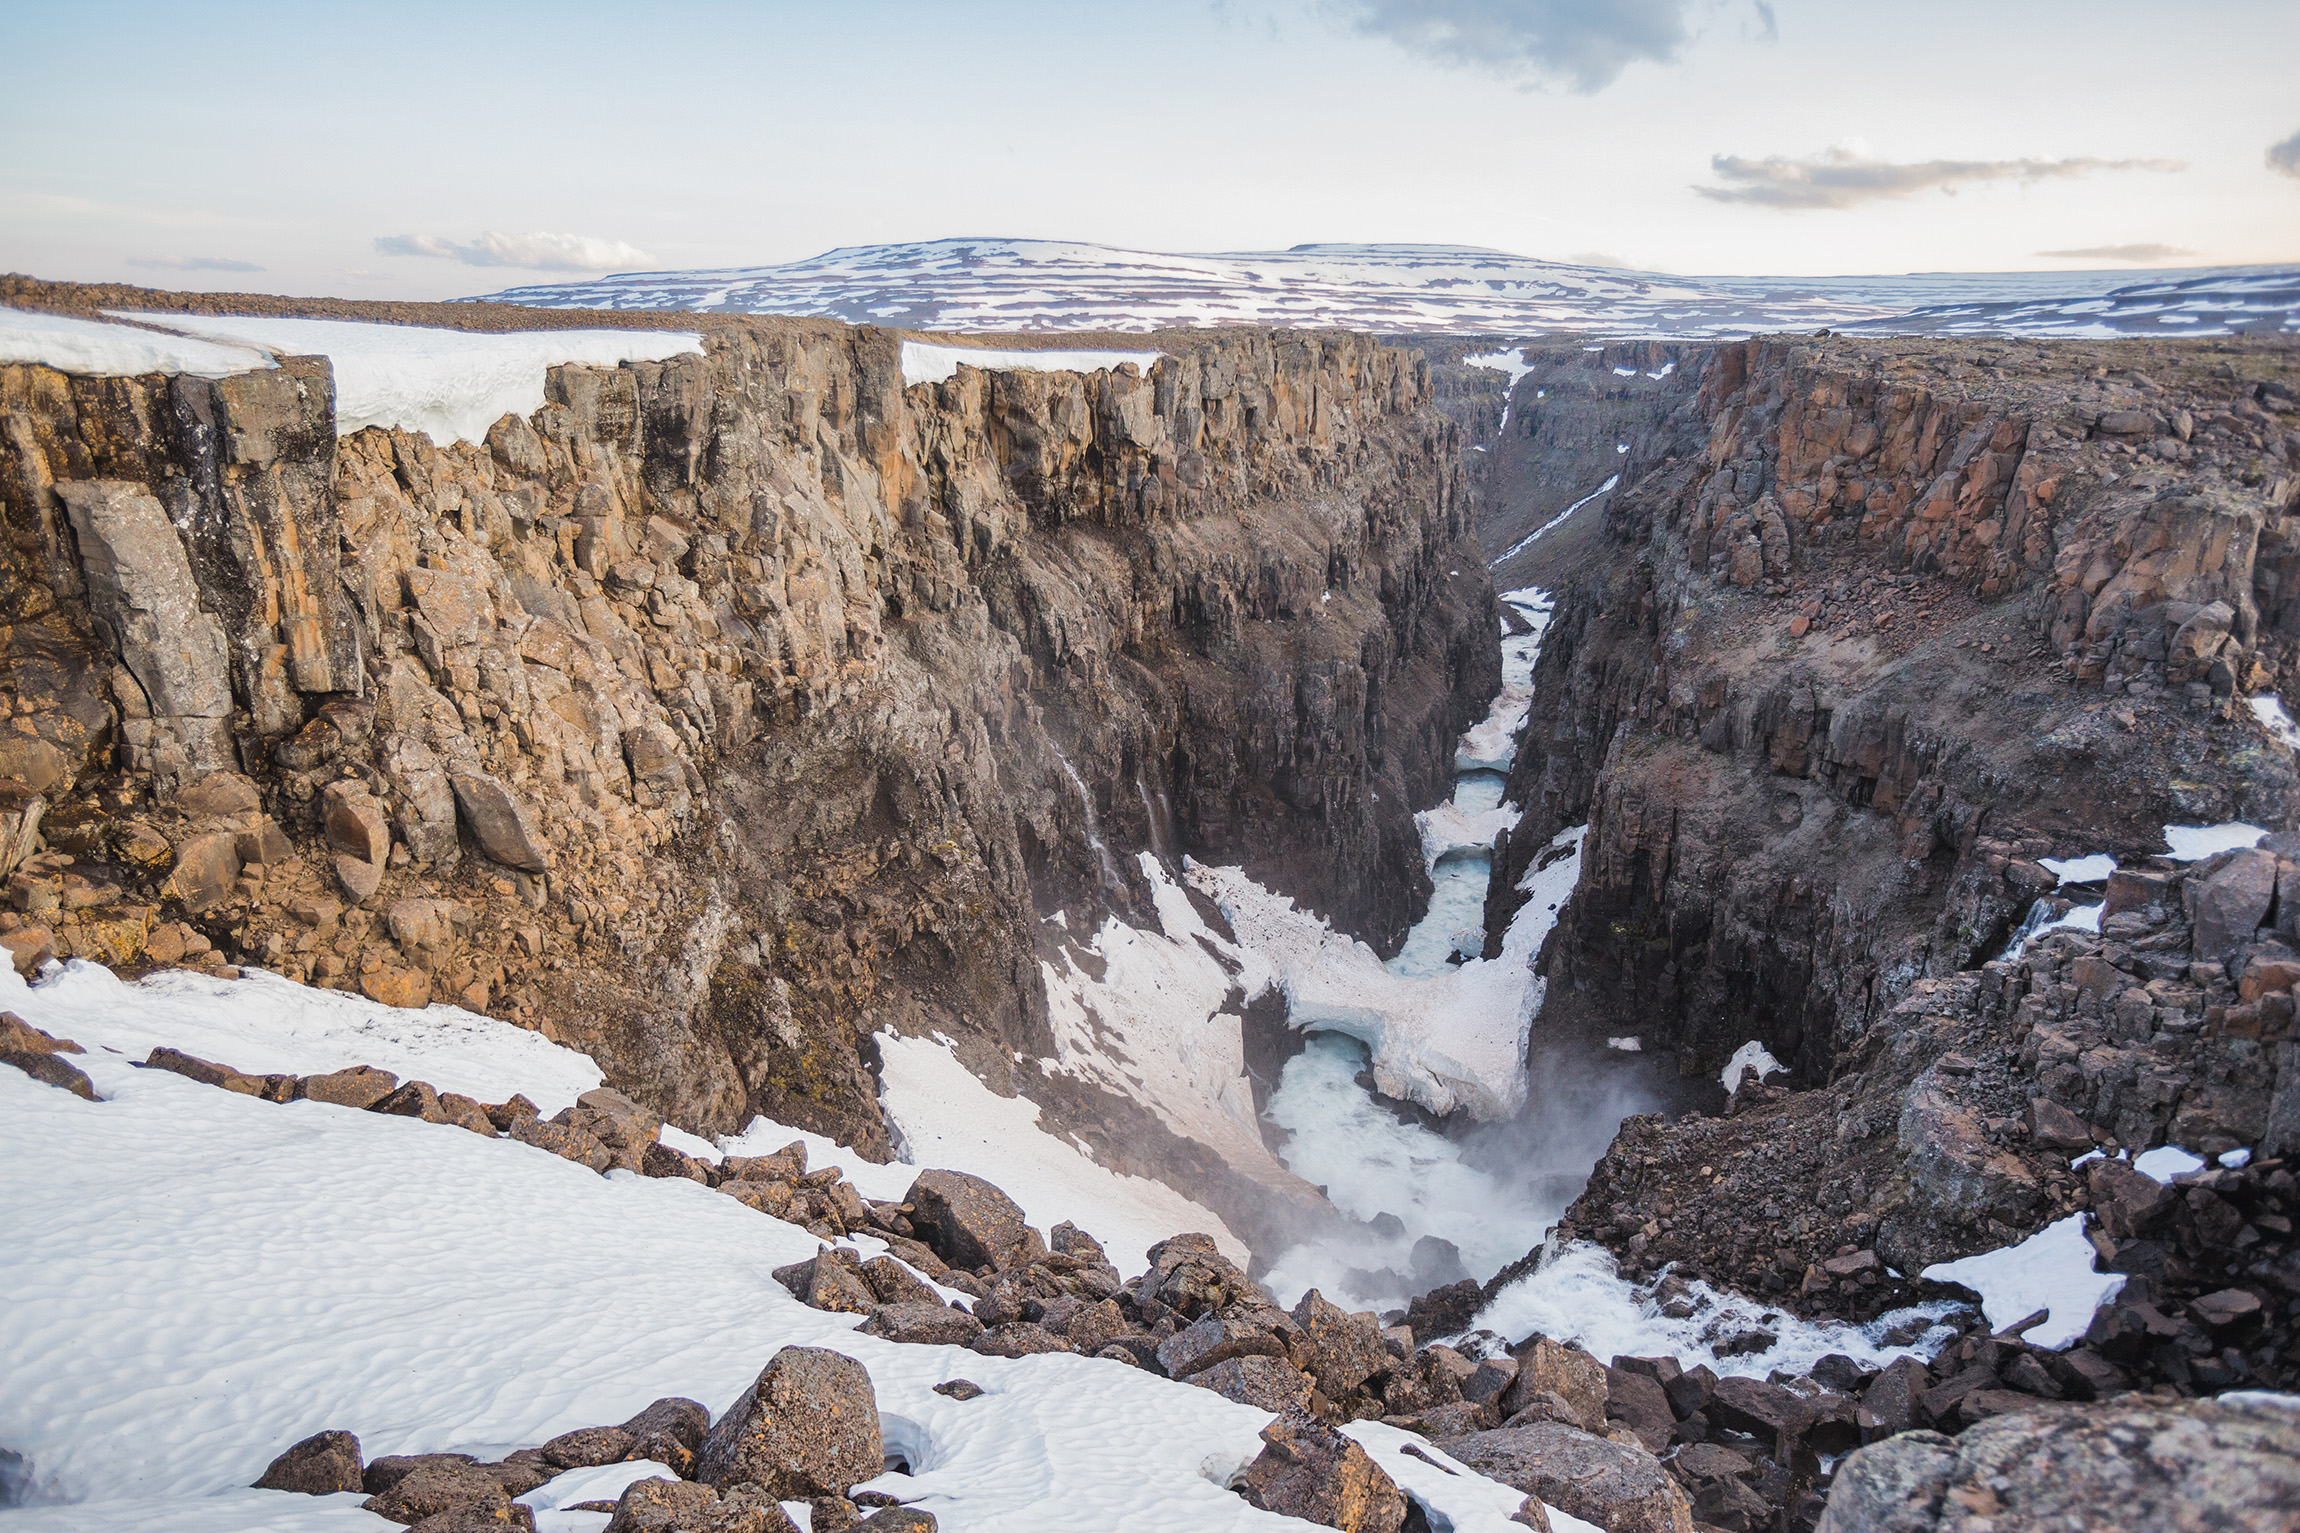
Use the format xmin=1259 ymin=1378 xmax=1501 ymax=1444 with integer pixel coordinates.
xmin=3 ymin=278 xmax=2300 ymax=1533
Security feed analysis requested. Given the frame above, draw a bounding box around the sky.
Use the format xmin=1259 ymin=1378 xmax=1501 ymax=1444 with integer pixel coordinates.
xmin=3 ymin=0 xmax=2296 ymax=300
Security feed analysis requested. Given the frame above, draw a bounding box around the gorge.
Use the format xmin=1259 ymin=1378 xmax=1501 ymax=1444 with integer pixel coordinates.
xmin=3 ymin=279 xmax=2300 ymax=1533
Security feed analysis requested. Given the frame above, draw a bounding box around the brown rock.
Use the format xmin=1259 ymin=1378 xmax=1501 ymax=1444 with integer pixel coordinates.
xmin=1705 ymin=1376 xmax=1815 ymax=1448
xmin=619 ymin=1397 xmax=710 ymax=1478
xmin=967 ymin=1323 xmax=1074 ymax=1358
xmin=164 ymin=831 xmax=242 ymax=913
xmin=363 ymin=1456 xmax=512 ymax=1524
xmin=1187 ymin=1354 xmax=1317 ymax=1414
xmin=2 ymin=924 xmax=55 ymax=977
xmin=904 ymin=1169 xmax=1035 ymax=1272
xmin=695 ymin=1346 xmax=882 ymax=1499
xmin=541 ymin=1425 xmax=636 ymax=1469
xmin=858 ymin=1255 xmax=944 ymax=1308
xmin=511 ymin=1115 xmax=615 ymax=1173
xmin=3 ymin=1046 xmax=98 ymax=1100
xmin=603 ymin=1477 xmax=799 ymax=1533
xmin=775 ymin=1253 xmax=877 ymax=1315
xmin=1438 ymin=1423 xmax=1693 ymax=1533
xmin=2089 ymin=1157 xmax=2178 ymax=1238
xmin=641 ymin=1140 xmax=712 ymax=1183
xmin=2025 ymin=1097 xmax=2093 ymax=1150
xmin=1503 ymin=1338 xmax=1608 ymax=1430
xmin=335 ymin=853 xmax=385 ymax=905
xmin=1233 ymin=1417 xmax=1409 ymax=1533
xmin=1157 ymin=1308 xmax=1290 ymax=1380
xmin=255 ymin=1429 xmax=364 ymax=1494
xmin=298 ymin=1065 xmax=401 ymax=1110
xmin=406 ymin=1505 xmax=536 ymax=1533
xmin=177 ymin=772 xmax=262 ymax=818
xmin=361 ymin=965 xmax=432 ymax=1010
xmin=2190 ymin=849 xmax=2278 ymax=961
xmin=1290 ymin=1289 xmax=1395 ymax=1400
xmin=451 ymin=773 xmax=550 ymax=872
xmin=859 ymin=1303 xmax=985 ymax=1347
xmin=372 ymin=1080 xmax=449 ymax=1122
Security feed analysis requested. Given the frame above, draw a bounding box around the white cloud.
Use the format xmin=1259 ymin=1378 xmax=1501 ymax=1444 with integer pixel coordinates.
xmin=2269 ymin=130 xmax=2300 ymax=181
xmin=1334 ymin=0 xmax=1702 ymax=92
xmin=1697 ymin=148 xmax=2184 ymax=210
xmin=374 ymin=231 xmax=653 ymax=272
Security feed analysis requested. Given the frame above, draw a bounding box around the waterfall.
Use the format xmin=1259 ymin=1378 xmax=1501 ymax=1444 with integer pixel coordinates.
xmin=1053 ymin=748 xmax=1123 ymax=889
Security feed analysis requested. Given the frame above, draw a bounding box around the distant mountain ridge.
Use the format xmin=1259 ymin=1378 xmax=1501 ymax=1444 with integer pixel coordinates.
xmin=467 ymin=236 xmax=2300 ymax=340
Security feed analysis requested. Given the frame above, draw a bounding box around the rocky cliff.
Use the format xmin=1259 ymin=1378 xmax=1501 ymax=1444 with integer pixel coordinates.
xmin=0 ymin=298 xmax=1496 ymax=1247
xmin=1488 ymin=332 xmax=2300 ymax=1311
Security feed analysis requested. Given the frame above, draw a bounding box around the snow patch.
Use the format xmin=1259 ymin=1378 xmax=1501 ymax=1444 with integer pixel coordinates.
xmin=2133 ymin=1145 xmax=2207 ymax=1181
xmin=1476 ymin=1242 xmax=1959 ymax=1379
xmin=1920 ymin=1213 xmax=2125 ymax=1350
xmin=2251 ymin=695 xmax=2300 ymax=750
xmin=2164 ymin=822 xmax=2268 ymax=860
xmin=2040 ymin=853 xmax=2115 ymax=886
xmin=1720 ymin=1041 xmax=1784 ymax=1094
xmin=103 ymin=312 xmax=703 ymax=447
xmin=1490 ymin=479 xmax=1616 ymax=566
xmin=898 ymin=342 xmax=1163 ymax=388
xmin=0 ymin=305 xmax=272 ymax=380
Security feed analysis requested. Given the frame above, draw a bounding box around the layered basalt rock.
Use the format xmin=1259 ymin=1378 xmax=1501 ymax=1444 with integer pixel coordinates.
xmin=0 ymin=295 xmax=1495 ymax=1222
xmin=1495 ymin=335 xmax=2300 ymax=1086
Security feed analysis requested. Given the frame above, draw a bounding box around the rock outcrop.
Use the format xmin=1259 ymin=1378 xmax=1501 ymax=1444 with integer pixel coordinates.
xmin=1 ymin=289 xmax=1494 ymax=1241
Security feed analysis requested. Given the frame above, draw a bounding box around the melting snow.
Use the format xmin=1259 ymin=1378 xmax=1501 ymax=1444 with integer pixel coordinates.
xmin=105 ymin=312 xmax=704 ymax=447
xmin=1720 ymin=1041 xmax=1784 ymax=1094
xmin=1491 ymin=480 xmax=1617 ymax=566
xmin=2164 ymin=822 xmax=2269 ymax=860
xmin=1920 ymin=1214 xmax=2125 ymax=1350
xmin=2132 ymin=1145 xmax=2207 ymax=1181
xmin=2251 ymin=695 xmax=2300 ymax=749
xmin=2040 ymin=853 xmax=2115 ymax=886
xmin=0 ymin=305 xmax=273 ymax=379
xmin=897 ymin=342 xmax=1163 ymax=388
xmin=1476 ymin=1243 xmax=1960 ymax=1379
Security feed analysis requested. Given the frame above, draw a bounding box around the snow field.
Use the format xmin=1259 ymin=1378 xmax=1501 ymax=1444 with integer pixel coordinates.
xmin=898 ymin=342 xmax=1165 ymax=388
xmin=101 ymin=312 xmax=703 ymax=447
xmin=1472 ymin=1243 xmax=1962 ymax=1383
xmin=0 ymin=305 xmax=274 ymax=379
xmin=0 ymin=1042 xmax=1425 ymax=1531
xmin=1918 ymin=1215 xmax=2125 ymax=1350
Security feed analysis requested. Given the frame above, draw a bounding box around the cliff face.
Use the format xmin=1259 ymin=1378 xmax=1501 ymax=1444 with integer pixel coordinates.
xmin=0 ymin=314 xmax=1495 ymax=1213
xmin=1496 ymin=334 xmax=2300 ymax=1085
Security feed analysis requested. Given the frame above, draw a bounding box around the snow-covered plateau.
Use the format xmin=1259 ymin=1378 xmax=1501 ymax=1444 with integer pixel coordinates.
xmin=468 ymin=237 xmax=2300 ymax=339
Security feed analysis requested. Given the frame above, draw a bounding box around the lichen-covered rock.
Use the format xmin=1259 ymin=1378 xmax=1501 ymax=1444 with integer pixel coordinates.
xmin=254 ymin=1429 xmax=363 ymax=1494
xmin=361 ymin=1455 xmax=512 ymax=1525
xmin=1816 ymin=1396 xmax=2300 ymax=1532
xmin=695 ymin=1346 xmax=882 ymax=1500
xmin=904 ymin=1170 xmax=1035 ymax=1273
xmin=860 ymin=1303 xmax=984 ymax=1347
xmin=1232 ymin=1417 xmax=1408 ymax=1533
xmin=618 ymin=1397 xmax=710 ymax=1478
xmin=602 ymin=1477 xmax=799 ymax=1533
xmin=1438 ymin=1423 xmax=1693 ymax=1533
xmin=1188 ymin=1354 xmax=1317 ymax=1414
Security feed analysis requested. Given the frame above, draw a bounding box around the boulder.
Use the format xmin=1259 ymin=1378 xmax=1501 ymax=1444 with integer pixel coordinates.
xmin=362 ymin=1456 xmax=513 ymax=1524
xmin=1290 ymin=1289 xmax=1395 ymax=1399
xmin=858 ymin=1255 xmax=943 ymax=1308
xmin=1186 ymin=1355 xmax=1317 ymax=1414
xmin=1060 ymin=1297 xmax=1131 ymax=1356
xmin=2 ymin=1047 xmax=97 ymax=1100
xmin=541 ymin=1425 xmax=636 ymax=1469
xmin=511 ymin=1116 xmax=615 ymax=1173
xmin=451 ymin=773 xmax=550 ymax=872
xmin=602 ymin=1477 xmax=800 ymax=1533
xmin=641 ymin=1140 xmax=712 ymax=1183
xmin=1503 ymin=1339 xmax=1608 ymax=1430
xmin=2088 ymin=1157 xmax=2178 ymax=1238
xmin=1817 ymin=1395 xmax=2300 ymax=1531
xmin=1139 ymin=1232 xmax=1256 ymax=1319
xmin=903 ymin=1169 xmax=1036 ymax=1273
xmin=775 ymin=1252 xmax=876 ymax=1315
xmin=373 ymin=1081 xmax=449 ymax=1123
xmin=1232 ymin=1417 xmax=1409 ymax=1533
xmin=725 ymin=1142 xmax=807 ymax=1181
xmin=254 ymin=1429 xmax=364 ymax=1494
xmin=619 ymin=1397 xmax=710 ymax=1478
xmin=695 ymin=1347 xmax=882 ymax=1499
xmin=1705 ymin=1375 xmax=1815 ymax=1449
xmin=1438 ymin=1424 xmax=1693 ymax=1533
xmin=178 ymin=773 xmax=261 ymax=818
xmin=297 ymin=1065 xmax=400 ymax=1110
xmin=324 ymin=785 xmax=394 ymax=866
xmin=2190 ymin=849 xmax=2278 ymax=962
xmin=968 ymin=1323 xmax=1073 ymax=1358
xmin=405 ymin=1505 xmax=536 ymax=1532
xmin=1603 ymin=1368 xmax=1676 ymax=1450
xmin=2 ymin=924 xmax=54 ymax=977
xmin=860 ymin=1303 xmax=984 ymax=1347
xmin=1157 ymin=1308 xmax=1290 ymax=1381
xmin=1403 ymin=1278 xmax=1483 ymax=1344
xmin=164 ymin=831 xmax=241 ymax=912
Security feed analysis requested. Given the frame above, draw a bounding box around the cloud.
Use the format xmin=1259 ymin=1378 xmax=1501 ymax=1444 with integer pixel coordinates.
xmin=2035 ymin=243 xmax=2197 ymax=263
xmin=374 ymin=231 xmax=653 ymax=272
xmin=2269 ymin=130 xmax=2300 ymax=180
xmin=125 ymin=255 xmax=263 ymax=272
xmin=1332 ymin=0 xmax=1704 ymax=91
xmin=1696 ymin=147 xmax=2184 ymax=210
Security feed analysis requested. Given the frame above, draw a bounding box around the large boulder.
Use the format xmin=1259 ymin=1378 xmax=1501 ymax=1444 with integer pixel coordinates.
xmin=903 ymin=1170 xmax=1035 ymax=1273
xmin=603 ymin=1477 xmax=799 ymax=1533
xmin=619 ymin=1397 xmax=710 ymax=1478
xmin=1157 ymin=1308 xmax=1292 ymax=1381
xmin=1502 ymin=1339 xmax=1608 ymax=1430
xmin=1289 ymin=1289 xmax=1394 ymax=1399
xmin=361 ymin=1455 xmax=512 ymax=1524
xmin=1438 ymin=1423 xmax=1693 ymax=1533
xmin=450 ymin=772 xmax=550 ymax=872
xmin=254 ymin=1430 xmax=363 ymax=1494
xmin=859 ymin=1303 xmax=984 ymax=1347
xmin=1232 ymin=1417 xmax=1408 ymax=1533
xmin=695 ymin=1347 xmax=882 ymax=1499
xmin=1815 ymin=1396 xmax=2300 ymax=1533
xmin=1141 ymin=1232 xmax=1257 ymax=1320
xmin=1187 ymin=1355 xmax=1318 ymax=1414
xmin=2190 ymin=849 xmax=2279 ymax=962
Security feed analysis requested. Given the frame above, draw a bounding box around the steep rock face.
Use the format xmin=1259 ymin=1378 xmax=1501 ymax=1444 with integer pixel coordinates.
xmin=1496 ymin=336 xmax=2300 ymax=1088
xmin=0 ymin=312 xmax=1494 ymax=1218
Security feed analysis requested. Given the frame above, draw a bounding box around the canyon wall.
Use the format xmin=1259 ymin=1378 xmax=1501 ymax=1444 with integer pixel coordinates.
xmin=0 ymin=311 xmax=1496 ymax=1245
xmin=1486 ymin=331 xmax=2300 ymax=1297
